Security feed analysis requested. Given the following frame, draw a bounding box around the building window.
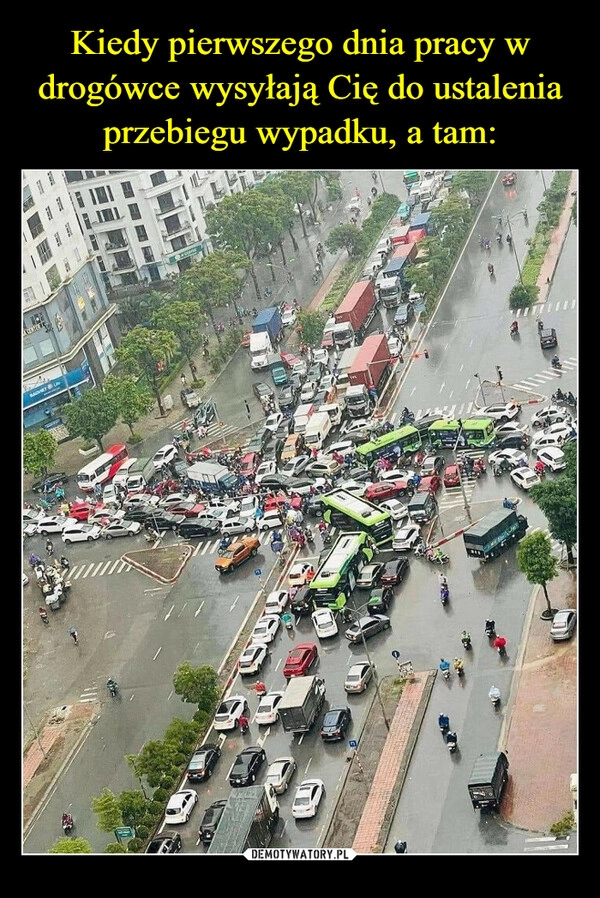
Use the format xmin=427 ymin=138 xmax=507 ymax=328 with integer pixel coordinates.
xmin=98 ymin=257 xmax=106 ymax=271
xmin=64 ymin=259 xmax=71 ymax=273
xmin=23 ymin=286 xmax=36 ymax=305
xmin=128 ymin=203 xmax=141 ymax=221
xmin=75 ymin=191 xmax=85 ymax=209
xmin=85 ymin=171 xmax=94 ymax=179
xmin=142 ymin=246 xmax=155 ymax=263
xmin=47 ymin=265 xmax=61 ymax=290
xmin=157 ymin=193 xmax=176 ymax=214
xmin=121 ymin=181 xmax=134 ymax=198
xmin=81 ymin=214 xmax=92 ymax=231
xmin=90 ymin=234 xmax=99 ymax=251
xmin=54 ymin=232 xmax=62 ymax=247
xmin=65 ymin=222 xmax=73 ymax=237
xmin=164 ymin=213 xmax=181 ymax=235
xmin=182 ymin=184 xmax=189 ymax=201
xmin=89 ymin=189 xmax=97 ymax=205
xmin=46 ymin=206 xmax=53 ymax=221
xmin=56 ymin=196 xmax=64 ymax=212
xmin=95 ymin=186 xmax=110 ymax=204
xmin=48 ymin=172 xmax=55 ymax=186
xmin=36 ymin=180 xmax=44 ymax=195
xmin=198 ymin=195 xmax=206 ymax=211
xmin=98 ymin=208 xmax=115 ymax=223
xmin=39 ymin=338 xmax=55 ymax=358
xmin=27 ymin=212 xmax=44 ymax=239
xmin=151 ymin=171 xmax=167 ymax=187
xmin=74 ymin=248 xmax=81 ymax=263
xmin=23 ymin=345 xmax=38 ymax=366
xmin=135 ymin=225 xmax=148 ymax=242
xmin=37 ymin=239 xmax=52 ymax=264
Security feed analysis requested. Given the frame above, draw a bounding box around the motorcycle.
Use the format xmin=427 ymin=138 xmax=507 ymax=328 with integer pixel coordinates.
xmin=107 ymin=679 xmax=118 ymax=697
xmin=453 ymin=659 xmax=465 ymax=678
xmin=488 ymin=263 xmax=495 ymax=277
xmin=304 ymin=528 xmax=315 ymax=545
xmin=60 ymin=556 xmax=70 ymax=571
xmin=489 ymin=685 xmax=501 ymax=708
xmin=439 ymin=660 xmax=451 ymax=681
xmin=446 ymin=731 xmax=458 ymax=753
xmin=473 ymin=459 xmax=486 ymax=478
xmin=485 ymin=620 xmax=496 ymax=640
xmin=239 ymin=718 xmax=249 ymax=735
xmin=440 ymin=586 xmax=449 ymax=606
xmin=496 ymin=640 xmax=507 ymax=657
xmin=39 ymin=607 xmax=49 ymax=625
xmin=426 ymin=549 xmax=450 ymax=566
xmin=461 ymin=633 xmax=472 ymax=650
xmin=510 ymin=324 xmax=519 ymax=337
xmin=438 ymin=714 xmax=450 ymax=734
xmin=281 ymin=612 xmax=294 ymax=631
xmin=61 ymin=814 xmax=74 ymax=835
xmin=551 ymin=356 xmax=562 ymax=370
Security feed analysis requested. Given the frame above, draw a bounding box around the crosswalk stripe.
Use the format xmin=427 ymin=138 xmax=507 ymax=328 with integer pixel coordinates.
xmin=98 ymin=560 xmax=112 ymax=576
xmin=107 ymin=559 xmax=121 ymax=575
xmin=201 ymin=541 xmax=212 ymax=555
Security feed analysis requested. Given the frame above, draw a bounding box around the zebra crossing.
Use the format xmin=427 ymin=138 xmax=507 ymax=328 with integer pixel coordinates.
xmin=512 ymin=298 xmax=577 ymax=317
xmin=388 ymin=404 xmax=476 ymax=425
xmin=523 ymin=835 xmax=571 ymax=853
xmin=436 ymin=449 xmax=484 ymax=511
xmin=169 ymin=417 xmax=238 ymax=444
xmin=512 ymin=357 xmax=577 ymax=391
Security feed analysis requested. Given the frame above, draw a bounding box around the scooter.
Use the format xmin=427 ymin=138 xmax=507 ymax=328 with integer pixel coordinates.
xmin=439 ymin=661 xmax=451 ymax=681
xmin=485 ymin=620 xmax=496 ymax=640
xmin=453 ymin=660 xmax=465 ymax=678
xmin=239 ymin=720 xmax=249 ymax=735
xmin=438 ymin=714 xmax=450 ymax=734
xmin=473 ymin=460 xmax=486 ymax=478
xmin=426 ymin=550 xmax=450 ymax=566
xmin=461 ymin=633 xmax=472 ymax=650
xmin=61 ymin=814 xmax=74 ymax=835
xmin=39 ymin=608 xmax=49 ymax=625
xmin=440 ymin=586 xmax=449 ymax=606
xmin=551 ymin=357 xmax=563 ymax=370
xmin=106 ymin=679 xmax=118 ymax=697
xmin=489 ymin=685 xmax=501 ymax=708
xmin=446 ymin=732 xmax=458 ymax=753
xmin=510 ymin=325 xmax=519 ymax=338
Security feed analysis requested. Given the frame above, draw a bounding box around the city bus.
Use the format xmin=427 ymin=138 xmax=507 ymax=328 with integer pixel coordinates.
xmin=427 ymin=417 xmax=496 ymax=449
xmin=307 ymin=532 xmax=375 ymax=610
xmin=76 ymin=443 xmax=129 ymax=492
xmin=354 ymin=425 xmax=422 ymax=467
xmin=320 ymin=489 xmax=393 ymax=546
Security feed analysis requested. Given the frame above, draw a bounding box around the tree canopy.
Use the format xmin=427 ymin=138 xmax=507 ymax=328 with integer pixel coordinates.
xmin=61 ymin=388 xmax=118 ymax=452
xmin=115 ymin=326 xmax=177 ymax=416
xmin=23 ymin=429 xmax=58 ymax=477
xmin=516 ymin=530 xmax=559 ymax=614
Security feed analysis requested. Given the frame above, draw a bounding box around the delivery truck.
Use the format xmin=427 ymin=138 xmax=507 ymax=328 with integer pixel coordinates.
xmin=207 ymin=784 xmax=279 ymax=853
xmin=379 ymin=243 xmax=418 ymax=289
xmin=186 ymin=461 xmax=240 ymax=495
xmin=332 ymin=280 xmax=378 ymax=350
xmin=279 ymin=675 xmax=326 ymax=733
xmin=303 ymin=411 xmax=332 ymax=451
xmin=124 ymin=457 xmax=157 ymax=493
xmin=468 ymin=751 xmax=510 ymax=811
xmin=252 ymin=306 xmax=283 ymax=345
xmin=293 ymin=403 xmax=315 ymax=436
xmin=249 ymin=332 xmax=272 ymax=370
xmin=463 ymin=507 xmax=528 ymax=561
xmin=345 ymin=334 xmax=393 ymax=418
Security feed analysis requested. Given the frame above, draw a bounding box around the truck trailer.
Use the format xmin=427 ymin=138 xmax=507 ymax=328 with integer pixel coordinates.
xmin=463 ymin=507 xmax=528 ymax=561
xmin=186 ymin=461 xmax=239 ymax=495
xmin=252 ymin=306 xmax=283 ymax=344
xmin=279 ymin=675 xmax=326 ymax=733
xmin=333 ymin=280 xmax=378 ymax=350
xmin=345 ymin=334 xmax=392 ymax=418
xmin=207 ymin=784 xmax=279 ymax=854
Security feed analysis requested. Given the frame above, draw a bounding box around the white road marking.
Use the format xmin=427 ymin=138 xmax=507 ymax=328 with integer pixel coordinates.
xmin=439 ymin=382 xmax=445 ymax=393
xmin=195 ymin=601 xmax=205 ymax=617
xmin=164 ymin=604 xmax=175 ymax=621
xmin=152 ymin=647 xmax=162 ymax=661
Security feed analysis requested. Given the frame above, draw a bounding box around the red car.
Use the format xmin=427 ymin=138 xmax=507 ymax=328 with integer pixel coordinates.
xmin=240 ymin=452 xmax=261 ymax=479
xmin=264 ymin=493 xmax=303 ymax=511
xmin=67 ymin=501 xmax=102 ymax=521
xmin=364 ymin=480 xmax=414 ymax=502
xmin=280 ymin=351 xmax=301 ymax=370
xmin=443 ymin=464 xmax=460 ymax=488
xmin=283 ymin=643 xmax=318 ymax=679
xmin=186 ymin=448 xmax=212 ymax=464
xmin=417 ymin=474 xmax=442 ymax=494
xmin=241 ymin=332 xmax=252 ymax=348
xmin=163 ymin=502 xmax=207 ymax=518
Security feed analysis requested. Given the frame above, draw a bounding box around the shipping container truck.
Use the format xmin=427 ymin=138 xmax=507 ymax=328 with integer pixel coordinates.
xmin=252 ymin=306 xmax=283 ymax=345
xmin=345 ymin=334 xmax=393 ymax=418
xmin=279 ymin=675 xmax=326 ymax=733
xmin=463 ymin=507 xmax=528 ymax=561
xmin=186 ymin=461 xmax=240 ymax=495
xmin=207 ymin=785 xmax=279 ymax=854
xmin=332 ymin=280 xmax=378 ymax=350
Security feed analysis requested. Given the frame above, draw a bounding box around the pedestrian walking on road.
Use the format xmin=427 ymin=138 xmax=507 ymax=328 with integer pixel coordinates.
xmin=190 ymin=361 xmax=198 ymax=380
xmin=180 ymin=373 xmax=187 ymax=386
xmin=245 ymin=400 xmax=251 ymax=420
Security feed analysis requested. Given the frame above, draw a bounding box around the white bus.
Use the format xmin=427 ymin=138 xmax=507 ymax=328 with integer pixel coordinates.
xmin=76 ymin=443 xmax=129 ymax=493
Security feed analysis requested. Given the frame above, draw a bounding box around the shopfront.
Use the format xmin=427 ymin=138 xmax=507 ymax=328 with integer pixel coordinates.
xmin=22 ymin=359 xmax=93 ymax=434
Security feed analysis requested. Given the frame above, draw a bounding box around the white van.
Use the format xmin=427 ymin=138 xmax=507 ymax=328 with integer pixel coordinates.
xmin=303 ymin=412 xmax=332 ymax=451
xmin=112 ymin=458 xmax=138 ymax=489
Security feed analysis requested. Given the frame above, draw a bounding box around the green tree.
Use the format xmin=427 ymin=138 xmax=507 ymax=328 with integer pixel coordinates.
xmin=117 ymin=289 xmax=169 ymax=331
xmin=128 ymin=742 xmax=181 ymax=788
xmin=103 ymin=375 xmax=154 ymax=438
xmin=115 ymin=326 xmax=177 ymax=417
xmin=118 ymin=790 xmax=152 ymax=828
xmin=326 ymin=224 xmax=367 ymax=258
xmin=172 ymin=661 xmax=219 ymax=711
xmin=516 ymin=531 xmax=559 ymax=619
xmin=562 ymin=441 xmax=577 ymax=486
xmin=23 ymin=429 xmax=58 ymax=478
xmin=179 ymin=250 xmax=248 ymax=338
xmin=297 ymin=309 xmax=327 ymax=347
xmin=530 ymin=476 xmax=577 ymax=566
xmin=91 ymin=787 xmax=123 ymax=832
xmin=48 ymin=836 xmax=92 ymax=853
xmin=269 ymin=171 xmax=315 ymax=244
xmin=451 ymin=170 xmax=493 ymax=203
xmin=61 ymin=388 xmax=118 ymax=453
xmin=152 ymin=300 xmax=203 ymax=365
xmin=164 ymin=718 xmax=202 ymax=753
xmin=509 ymin=283 xmax=538 ymax=309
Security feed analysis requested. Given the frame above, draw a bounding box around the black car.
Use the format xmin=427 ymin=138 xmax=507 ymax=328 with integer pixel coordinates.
xmin=247 ymin=429 xmax=273 ymax=455
xmin=346 ymin=467 xmax=374 ymax=483
xmin=145 ymin=511 xmax=186 ymax=532
xmin=494 ymin=433 xmax=529 ymax=451
xmin=340 ymin=429 xmax=371 ymax=445
xmin=31 ymin=472 xmax=70 ymax=493
xmin=252 ymin=382 xmax=275 ymax=404
xmin=413 ymin=414 xmax=446 ymax=436
xmin=193 ymin=400 xmax=218 ymax=428
xmin=120 ymin=505 xmax=157 ymax=524
xmin=393 ymin=302 xmax=415 ymax=326
xmin=356 ymin=561 xmax=386 ymax=589
xmin=275 ymin=418 xmax=294 ymax=440
xmin=380 ymin=556 xmax=410 ymax=587
xmin=145 ymin=830 xmax=182 ymax=854
xmin=199 ymin=799 xmax=228 ymax=844
xmin=178 ymin=519 xmax=221 ymax=539
xmin=263 ymin=438 xmax=285 ymax=464
xmin=278 ymin=385 xmax=299 ymax=409
xmin=187 ymin=743 xmax=221 ymax=782
xmin=229 ymin=746 xmax=267 ymax=787
xmin=258 ymin=473 xmax=296 ymax=492
xmin=320 ymin=707 xmax=352 ymax=742
xmin=539 ymin=327 xmax=558 ymax=349
xmin=290 ymin=584 xmax=313 ymax=615
xmin=367 ymin=586 xmax=395 ymax=614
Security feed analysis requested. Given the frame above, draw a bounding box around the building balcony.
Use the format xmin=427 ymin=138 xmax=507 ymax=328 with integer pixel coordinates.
xmin=160 ymin=222 xmax=193 ymax=241
xmin=111 ymin=258 xmax=138 ymax=273
xmin=104 ymin=239 xmax=129 ymax=253
xmin=93 ymin=214 xmax=126 ymax=232
xmin=143 ymin=173 xmax=185 ymax=198
xmin=154 ymin=198 xmax=186 ymax=219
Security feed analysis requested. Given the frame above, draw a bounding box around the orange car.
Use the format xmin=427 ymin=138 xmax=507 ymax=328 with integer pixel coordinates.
xmin=214 ymin=536 xmax=260 ymax=574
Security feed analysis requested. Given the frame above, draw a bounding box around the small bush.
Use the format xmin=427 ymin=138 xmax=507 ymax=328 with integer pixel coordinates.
xmin=152 ymin=788 xmax=169 ymax=803
xmin=80 ymin=440 xmax=96 ymax=451
xmin=191 ymin=378 xmax=205 ymax=391
xmin=127 ymin=433 xmax=143 ymax=445
xmin=104 ymin=842 xmax=127 ymax=853
xmin=550 ymin=811 xmax=575 ymax=836
xmin=134 ymin=824 xmax=149 ymax=841
xmin=509 ymin=283 xmax=538 ymax=309
xmin=127 ymin=837 xmax=144 ymax=853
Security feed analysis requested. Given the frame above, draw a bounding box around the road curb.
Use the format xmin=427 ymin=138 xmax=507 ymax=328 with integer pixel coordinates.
xmin=121 ymin=546 xmax=193 ymax=584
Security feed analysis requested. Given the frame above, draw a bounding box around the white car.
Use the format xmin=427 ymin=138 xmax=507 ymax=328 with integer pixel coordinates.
xmin=387 ymin=336 xmax=402 ymax=358
xmin=255 ymin=460 xmax=277 ymax=485
xmin=266 ymin=756 xmax=297 ymax=794
xmin=531 ymin=422 xmax=576 ymax=454
xmin=319 ymin=374 xmax=336 ymax=392
xmin=165 ymin=790 xmax=198 ymax=824
xmin=255 ymin=691 xmax=286 ymax=726
xmin=392 ymin=523 xmax=422 ymax=552
xmin=324 ymin=440 xmax=355 ymax=458
xmin=300 ymin=381 xmax=317 ymax=403
xmin=281 ymin=456 xmax=310 ymax=477
xmin=213 ymin=695 xmax=249 ymax=731
xmin=536 ymin=446 xmax=567 ymax=472
xmin=152 ymin=444 xmax=178 ymax=469
xmin=101 ymin=519 xmax=143 ymax=539
xmin=531 ymin=406 xmax=572 ymax=429
xmin=488 ymin=448 xmax=528 ymax=469
xmin=237 ymin=643 xmax=269 ymax=676
xmin=311 ymin=348 xmax=329 ymax=366
xmin=251 ymin=614 xmax=281 ymax=645
xmin=494 ymin=421 xmax=530 ymax=438
xmin=481 ymin=402 xmax=521 ymax=423
xmin=337 ymin=480 xmax=368 ymax=497
xmin=220 ymin=518 xmax=257 ymax=536
xmin=344 ymin=661 xmax=375 ymax=693
xmin=292 ymin=360 xmax=307 ymax=378
xmin=510 ymin=467 xmax=541 ymax=491
xmin=238 ymin=496 xmax=260 ymax=519
xmin=288 ymin=561 xmax=316 ymax=588
xmin=102 ymin=484 xmax=120 ymax=507
xmin=29 ymin=515 xmax=72 ymax=537
xmin=281 ymin=307 xmax=297 ymax=328
xmin=61 ymin=522 xmax=104 ymax=544
xmin=258 ymin=510 xmax=283 ymax=532
xmin=158 ymin=492 xmax=190 ymax=508
xmin=311 ymin=608 xmax=339 ymax=639
xmin=265 ymin=412 xmax=284 ymax=433
xmin=340 ymin=418 xmax=374 ymax=436
xmin=292 ymin=779 xmax=325 ymax=819
xmin=264 ymin=589 xmax=289 ymax=614
xmin=379 ymin=499 xmax=409 ymax=523
xmin=379 ymin=468 xmax=416 ymax=483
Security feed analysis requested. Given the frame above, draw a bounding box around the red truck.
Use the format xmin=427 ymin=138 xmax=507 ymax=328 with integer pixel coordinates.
xmin=345 ymin=334 xmax=393 ymax=418
xmin=332 ymin=280 xmax=378 ymax=350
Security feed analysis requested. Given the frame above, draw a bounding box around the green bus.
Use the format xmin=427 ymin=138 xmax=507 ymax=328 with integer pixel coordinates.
xmin=308 ymin=532 xmax=375 ymax=610
xmin=428 ymin=417 xmax=496 ymax=449
xmin=354 ymin=425 xmax=422 ymax=467
xmin=321 ymin=489 xmax=393 ymax=546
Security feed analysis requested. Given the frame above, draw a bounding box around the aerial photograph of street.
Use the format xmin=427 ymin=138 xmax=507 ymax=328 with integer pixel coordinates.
xmin=22 ymin=168 xmax=577 ymax=856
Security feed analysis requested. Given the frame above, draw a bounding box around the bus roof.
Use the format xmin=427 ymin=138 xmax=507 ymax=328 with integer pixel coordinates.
xmin=311 ymin=532 xmax=367 ymax=587
xmin=428 ymin=417 xmax=494 ymax=430
xmin=356 ymin=424 xmax=419 ymax=453
xmin=77 ymin=452 xmax=113 ymax=476
xmin=321 ymin=489 xmax=389 ymax=522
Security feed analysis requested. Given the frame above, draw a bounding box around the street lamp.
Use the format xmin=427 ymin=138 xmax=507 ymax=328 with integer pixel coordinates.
xmin=495 ymin=365 xmax=506 ymax=402
xmin=130 ymin=756 xmax=149 ymax=800
xmin=452 ymin=419 xmax=472 ymax=523
xmin=473 ymin=373 xmax=486 ymax=406
xmin=344 ymin=605 xmax=390 ymax=732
